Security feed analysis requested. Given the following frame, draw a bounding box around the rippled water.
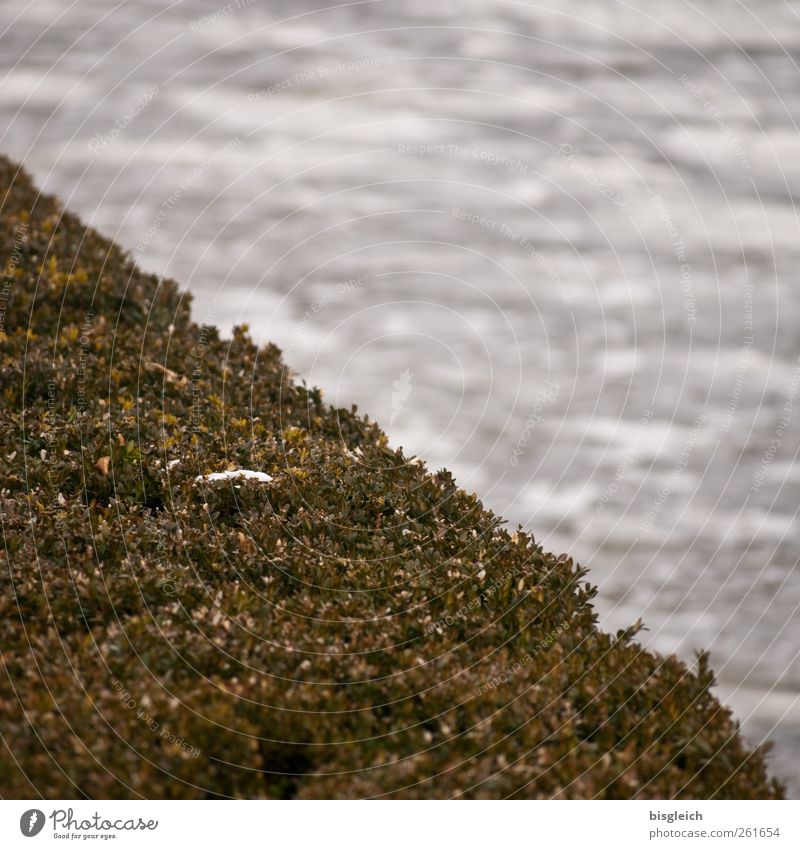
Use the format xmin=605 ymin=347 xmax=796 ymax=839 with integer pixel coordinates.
xmin=2 ymin=0 xmax=798 ymax=794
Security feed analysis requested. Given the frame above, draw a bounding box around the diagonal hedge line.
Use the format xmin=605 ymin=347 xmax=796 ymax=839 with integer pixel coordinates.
xmin=0 ymin=155 xmax=781 ymax=799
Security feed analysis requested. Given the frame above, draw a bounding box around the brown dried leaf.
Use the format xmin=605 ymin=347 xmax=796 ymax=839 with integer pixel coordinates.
xmin=144 ymin=361 xmax=185 ymax=385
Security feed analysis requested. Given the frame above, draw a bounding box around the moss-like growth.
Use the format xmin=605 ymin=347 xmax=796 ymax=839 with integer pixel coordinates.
xmin=0 ymin=155 xmax=781 ymax=799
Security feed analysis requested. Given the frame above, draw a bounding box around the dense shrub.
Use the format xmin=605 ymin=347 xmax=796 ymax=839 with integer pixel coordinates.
xmin=0 ymin=155 xmax=782 ymax=799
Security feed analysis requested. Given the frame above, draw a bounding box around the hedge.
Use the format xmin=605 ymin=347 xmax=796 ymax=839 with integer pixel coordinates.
xmin=0 ymin=155 xmax=782 ymax=798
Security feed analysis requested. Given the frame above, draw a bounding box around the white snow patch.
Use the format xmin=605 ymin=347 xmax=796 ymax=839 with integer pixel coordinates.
xmin=195 ymin=469 xmax=273 ymax=483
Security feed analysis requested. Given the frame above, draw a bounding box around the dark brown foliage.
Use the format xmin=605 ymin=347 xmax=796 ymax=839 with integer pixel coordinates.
xmin=0 ymin=156 xmax=782 ymax=798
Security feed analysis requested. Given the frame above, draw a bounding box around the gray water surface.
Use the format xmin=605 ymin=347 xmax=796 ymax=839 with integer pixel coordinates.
xmin=2 ymin=0 xmax=798 ymax=794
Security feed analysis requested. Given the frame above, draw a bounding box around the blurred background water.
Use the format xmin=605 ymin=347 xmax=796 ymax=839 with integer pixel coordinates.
xmin=2 ymin=0 xmax=798 ymax=794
